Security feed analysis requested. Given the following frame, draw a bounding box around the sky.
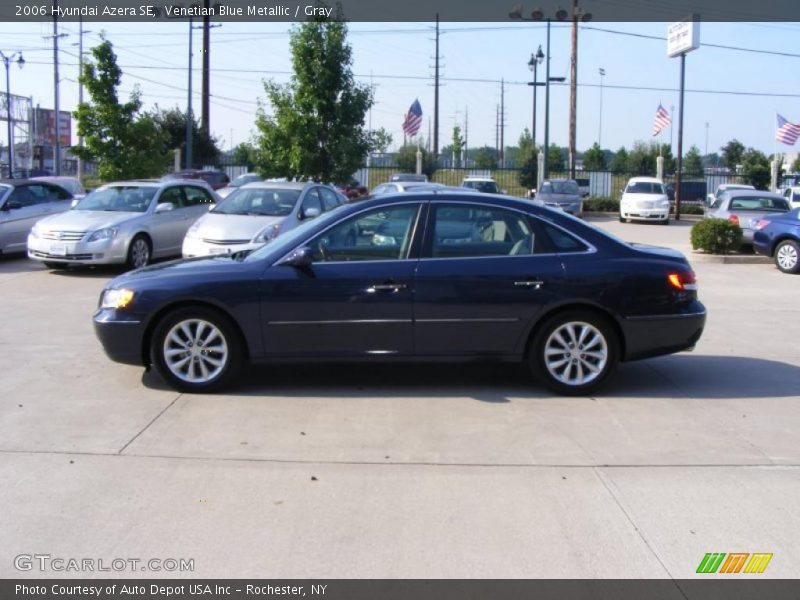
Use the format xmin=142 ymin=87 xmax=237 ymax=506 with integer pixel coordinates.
xmin=2 ymin=20 xmax=800 ymax=160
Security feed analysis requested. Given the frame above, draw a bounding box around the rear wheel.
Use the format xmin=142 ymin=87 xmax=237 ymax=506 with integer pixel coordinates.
xmin=529 ymin=310 xmax=619 ymax=396
xmin=151 ymin=306 xmax=244 ymax=393
xmin=126 ymin=235 xmax=151 ymax=270
xmin=774 ymin=240 xmax=800 ymax=274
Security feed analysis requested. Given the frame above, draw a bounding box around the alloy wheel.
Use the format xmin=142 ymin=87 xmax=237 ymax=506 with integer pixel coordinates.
xmin=162 ymin=318 xmax=229 ymax=384
xmin=543 ymin=321 xmax=608 ymax=387
xmin=130 ymin=238 xmax=150 ymax=269
xmin=776 ymin=243 xmax=798 ymax=271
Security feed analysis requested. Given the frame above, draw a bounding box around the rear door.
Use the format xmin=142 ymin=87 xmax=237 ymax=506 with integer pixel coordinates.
xmin=149 ymin=186 xmax=189 ymax=257
xmin=413 ymin=201 xmax=565 ymax=357
xmin=0 ymin=184 xmax=52 ymax=253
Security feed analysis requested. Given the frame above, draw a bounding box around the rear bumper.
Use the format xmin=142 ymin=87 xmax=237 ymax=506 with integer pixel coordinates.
xmin=620 ymin=307 xmax=706 ymax=362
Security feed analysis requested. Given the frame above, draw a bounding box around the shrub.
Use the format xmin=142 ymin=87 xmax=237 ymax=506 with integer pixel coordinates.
xmin=690 ymin=218 xmax=743 ymax=254
xmin=583 ymin=197 xmax=619 ymax=212
xmin=679 ymin=204 xmax=705 ymax=215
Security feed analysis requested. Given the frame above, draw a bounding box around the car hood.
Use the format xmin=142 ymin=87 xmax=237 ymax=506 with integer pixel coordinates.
xmin=36 ymin=209 xmax=143 ymax=231
xmin=193 ymin=212 xmax=285 ymax=240
xmin=622 ymin=193 xmax=668 ymax=202
xmin=109 ymin=255 xmax=254 ymax=289
xmin=216 ymin=186 xmax=236 ymax=198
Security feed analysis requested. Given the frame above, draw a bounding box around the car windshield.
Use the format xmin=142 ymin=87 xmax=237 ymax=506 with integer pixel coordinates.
xmin=729 ymin=196 xmax=790 ymax=212
xmin=626 ymin=182 xmax=664 ymax=194
xmin=463 ymin=180 xmax=499 ymax=193
xmin=548 ymin=181 xmax=579 ymax=195
xmin=74 ymin=186 xmax=157 ymax=212
xmin=231 ymin=174 xmax=260 ymax=187
xmin=213 ymin=188 xmax=301 ymax=216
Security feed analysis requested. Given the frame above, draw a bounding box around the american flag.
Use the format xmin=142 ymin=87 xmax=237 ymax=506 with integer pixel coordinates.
xmin=776 ymin=114 xmax=800 ymax=146
xmin=402 ymin=99 xmax=423 ymax=137
xmin=652 ymin=104 xmax=671 ymax=136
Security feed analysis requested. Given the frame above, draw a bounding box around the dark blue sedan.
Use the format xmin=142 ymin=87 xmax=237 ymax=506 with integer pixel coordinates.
xmin=753 ymin=208 xmax=800 ymax=274
xmin=93 ymin=192 xmax=706 ymax=395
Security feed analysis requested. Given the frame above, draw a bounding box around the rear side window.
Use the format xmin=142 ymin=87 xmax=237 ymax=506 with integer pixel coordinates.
xmin=429 ymin=203 xmax=536 ymax=258
xmin=318 ymin=187 xmax=341 ymax=211
xmin=729 ymin=196 xmax=790 ymax=212
xmin=538 ymin=221 xmax=589 ymax=253
xmin=182 ymin=186 xmax=215 ymax=206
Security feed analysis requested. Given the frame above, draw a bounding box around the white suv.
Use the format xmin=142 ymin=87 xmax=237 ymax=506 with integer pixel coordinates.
xmin=620 ymin=177 xmax=670 ymax=224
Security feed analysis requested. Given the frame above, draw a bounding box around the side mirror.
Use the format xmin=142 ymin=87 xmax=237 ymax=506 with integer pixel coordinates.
xmin=501 ymin=189 xmax=508 ymax=195
xmin=155 ymin=202 xmax=175 ymax=213
xmin=5 ymin=200 xmax=22 ymax=210
xmin=278 ymin=246 xmax=314 ymax=268
xmin=300 ymin=207 xmax=321 ymax=220
xmin=70 ymin=198 xmax=79 ymax=208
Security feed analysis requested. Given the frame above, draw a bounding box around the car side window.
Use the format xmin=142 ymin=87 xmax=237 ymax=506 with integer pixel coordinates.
xmin=308 ymin=205 xmax=420 ymax=262
xmin=182 ymin=186 xmax=215 ymax=207
xmin=7 ymin=186 xmax=41 ymax=207
xmin=43 ymin=184 xmax=72 ymax=201
xmin=429 ymin=203 xmax=536 ymax=258
xmin=318 ymin=187 xmax=340 ymax=212
xmin=538 ymin=220 xmax=589 ymax=253
xmin=159 ymin=186 xmax=186 ymax=208
xmin=301 ymin=188 xmax=324 ymax=215
xmin=540 ymin=182 xmax=552 ymax=194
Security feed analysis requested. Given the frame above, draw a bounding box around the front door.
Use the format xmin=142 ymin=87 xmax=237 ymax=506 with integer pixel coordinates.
xmin=260 ymin=203 xmax=423 ymax=357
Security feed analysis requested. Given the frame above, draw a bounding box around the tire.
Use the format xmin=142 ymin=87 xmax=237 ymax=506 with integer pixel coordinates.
xmin=528 ymin=310 xmax=619 ymax=396
xmin=151 ymin=306 xmax=244 ymax=393
xmin=126 ymin=235 xmax=151 ymax=270
xmin=661 ymin=217 xmax=670 ymax=225
xmin=42 ymin=261 xmax=69 ymax=269
xmin=774 ymin=239 xmax=800 ymax=274
xmin=618 ymin=215 xmax=625 ymax=223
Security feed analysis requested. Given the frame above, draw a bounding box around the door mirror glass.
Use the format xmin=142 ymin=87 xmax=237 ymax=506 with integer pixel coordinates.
xmin=301 ymin=206 xmax=321 ymax=220
xmin=70 ymin=198 xmax=79 ymax=208
xmin=278 ymin=245 xmax=314 ymax=267
xmin=156 ymin=202 xmax=175 ymax=213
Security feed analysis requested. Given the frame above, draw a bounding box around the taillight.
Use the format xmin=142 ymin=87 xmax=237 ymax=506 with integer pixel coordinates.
xmin=668 ymin=271 xmax=697 ymax=291
xmin=728 ymin=214 xmax=740 ymax=226
xmin=755 ymin=219 xmax=770 ymax=230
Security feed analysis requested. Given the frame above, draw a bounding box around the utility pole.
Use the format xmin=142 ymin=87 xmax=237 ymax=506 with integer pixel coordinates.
xmin=433 ymin=14 xmax=440 ymax=159
xmin=500 ymin=78 xmax=505 ymax=167
xmin=52 ymin=0 xmax=62 ymax=175
xmin=201 ymin=0 xmax=210 ymax=136
xmin=464 ymin=106 xmax=469 ymax=168
xmin=76 ymin=15 xmax=85 ymax=181
xmin=704 ymin=121 xmax=709 ymax=158
xmin=186 ymin=18 xmax=194 ymax=170
xmin=495 ymin=104 xmax=500 ymax=159
xmin=568 ymin=0 xmax=578 ymax=178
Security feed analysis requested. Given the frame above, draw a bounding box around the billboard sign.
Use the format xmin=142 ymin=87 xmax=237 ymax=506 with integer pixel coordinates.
xmin=34 ymin=108 xmax=71 ymax=147
xmin=667 ymin=17 xmax=700 ymax=58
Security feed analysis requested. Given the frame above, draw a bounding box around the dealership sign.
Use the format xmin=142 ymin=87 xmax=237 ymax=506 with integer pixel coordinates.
xmin=34 ymin=108 xmax=71 ymax=148
xmin=667 ymin=17 xmax=700 ymax=58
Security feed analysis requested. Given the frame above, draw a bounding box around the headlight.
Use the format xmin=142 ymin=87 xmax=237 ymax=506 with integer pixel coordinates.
xmin=87 ymin=227 xmax=118 ymax=242
xmin=252 ymin=223 xmax=281 ymax=243
xmin=659 ymin=199 xmax=670 ymax=207
xmin=100 ymin=288 xmax=135 ymax=309
xmin=185 ymin=223 xmax=201 ymax=239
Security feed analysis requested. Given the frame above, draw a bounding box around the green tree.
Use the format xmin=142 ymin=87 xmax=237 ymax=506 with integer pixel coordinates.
xmin=396 ymin=143 xmax=437 ymax=179
xmin=625 ymin=141 xmax=674 ymax=176
xmin=720 ymin=139 xmax=745 ymax=171
xmin=233 ymin=142 xmax=258 ymax=170
xmin=583 ymin=142 xmax=606 ymax=171
xmin=792 ymin=155 xmax=800 ymax=173
xmin=473 ymin=146 xmax=498 ymax=170
xmin=610 ymin=146 xmax=629 ymax=174
xmin=450 ymin=125 xmax=465 ymax=168
xmin=253 ymin=6 xmax=378 ymax=183
xmin=73 ymin=39 xmax=169 ymax=180
xmin=371 ymin=129 xmax=393 ymax=153
xmin=741 ymin=148 xmax=771 ymax=190
xmin=683 ymin=145 xmax=704 ymax=177
xmin=548 ymin=144 xmax=565 ymax=172
xmin=152 ymin=106 xmax=221 ymax=168
xmin=517 ymin=128 xmax=537 ymax=190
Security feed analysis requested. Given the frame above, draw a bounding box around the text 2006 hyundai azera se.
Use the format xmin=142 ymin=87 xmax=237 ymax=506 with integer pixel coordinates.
xmin=93 ymin=191 xmax=706 ymax=395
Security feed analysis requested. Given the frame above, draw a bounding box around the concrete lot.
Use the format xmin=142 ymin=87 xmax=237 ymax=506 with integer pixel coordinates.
xmin=1 ymin=217 xmax=798 ymax=579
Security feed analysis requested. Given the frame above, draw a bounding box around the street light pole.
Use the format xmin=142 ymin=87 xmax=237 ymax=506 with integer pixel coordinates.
xmin=527 ymin=46 xmax=543 ymax=153
xmin=186 ymin=17 xmax=194 ymax=170
xmin=598 ymin=68 xmax=605 ymax=148
xmin=544 ymin=18 xmax=551 ymax=179
xmin=1 ymin=51 xmax=24 ymax=178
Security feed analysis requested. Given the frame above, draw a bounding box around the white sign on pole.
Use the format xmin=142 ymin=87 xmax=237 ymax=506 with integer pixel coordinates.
xmin=667 ymin=17 xmax=700 ymax=58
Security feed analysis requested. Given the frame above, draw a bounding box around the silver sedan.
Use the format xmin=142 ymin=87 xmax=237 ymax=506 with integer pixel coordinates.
xmin=705 ymin=190 xmax=791 ymax=244
xmin=28 ymin=180 xmax=218 ymax=270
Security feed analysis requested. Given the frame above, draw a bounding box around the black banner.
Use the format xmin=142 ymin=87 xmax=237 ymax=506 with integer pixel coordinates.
xmin=4 ymin=580 xmax=800 ymax=600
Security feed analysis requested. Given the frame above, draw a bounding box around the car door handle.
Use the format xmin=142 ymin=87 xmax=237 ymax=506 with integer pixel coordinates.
xmin=514 ymin=279 xmax=544 ymax=289
xmin=367 ymin=282 xmax=407 ymax=293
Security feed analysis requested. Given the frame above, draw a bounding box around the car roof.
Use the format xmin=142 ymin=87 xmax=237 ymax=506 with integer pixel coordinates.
xmin=724 ymin=189 xmax=785 ymax=199
xmin=543 ymin=178 xmax=577 ymax=183
xmin=462 ymin=177 xmax=496 ymax=182
xmin=627 ymin=177 xmax=663 ymax=183
xmin=238 ymin=181 xmax=310 ymax=190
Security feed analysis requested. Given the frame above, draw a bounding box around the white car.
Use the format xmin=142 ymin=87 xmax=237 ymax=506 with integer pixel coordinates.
xmin=461 ymin=177 xmax=501 ymax=194
xmin=619 ymin=177 xmax=670 ymax=224
xmin=782 ymin=186 xmax=800 ymax=209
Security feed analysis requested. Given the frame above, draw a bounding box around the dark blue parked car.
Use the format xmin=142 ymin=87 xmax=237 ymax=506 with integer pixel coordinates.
xmin=93 ymin=192 xmax=706 ymax=395
xmin=753 ymin=207 xmax=800 ymax=274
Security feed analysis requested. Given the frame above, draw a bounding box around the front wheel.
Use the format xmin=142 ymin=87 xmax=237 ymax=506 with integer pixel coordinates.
xmin=774 ymin=240 xmax=800 ymax=274
xmin=661 ymin=217 xmax=670 ymax=225
xmin=126 ymin=235 xmax=151 ymax=270
xmin=529 ymin=311 xmax=619 ymax=396
xmin=151 ymin=307 xmax=244 ymax=392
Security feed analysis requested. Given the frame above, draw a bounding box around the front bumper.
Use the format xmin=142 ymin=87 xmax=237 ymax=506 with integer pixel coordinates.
xmin=620 ymin=306 xmax=706 ymax=361
xmin=28 ymin=234 xmax=128 ymax=265
xmin=93 ymin=308 xmax=147 ymax=366
xmin=621 ymin=206 xmax=669 ymax=221
xmin=182 ymin=236 xmax=264 ymax=258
